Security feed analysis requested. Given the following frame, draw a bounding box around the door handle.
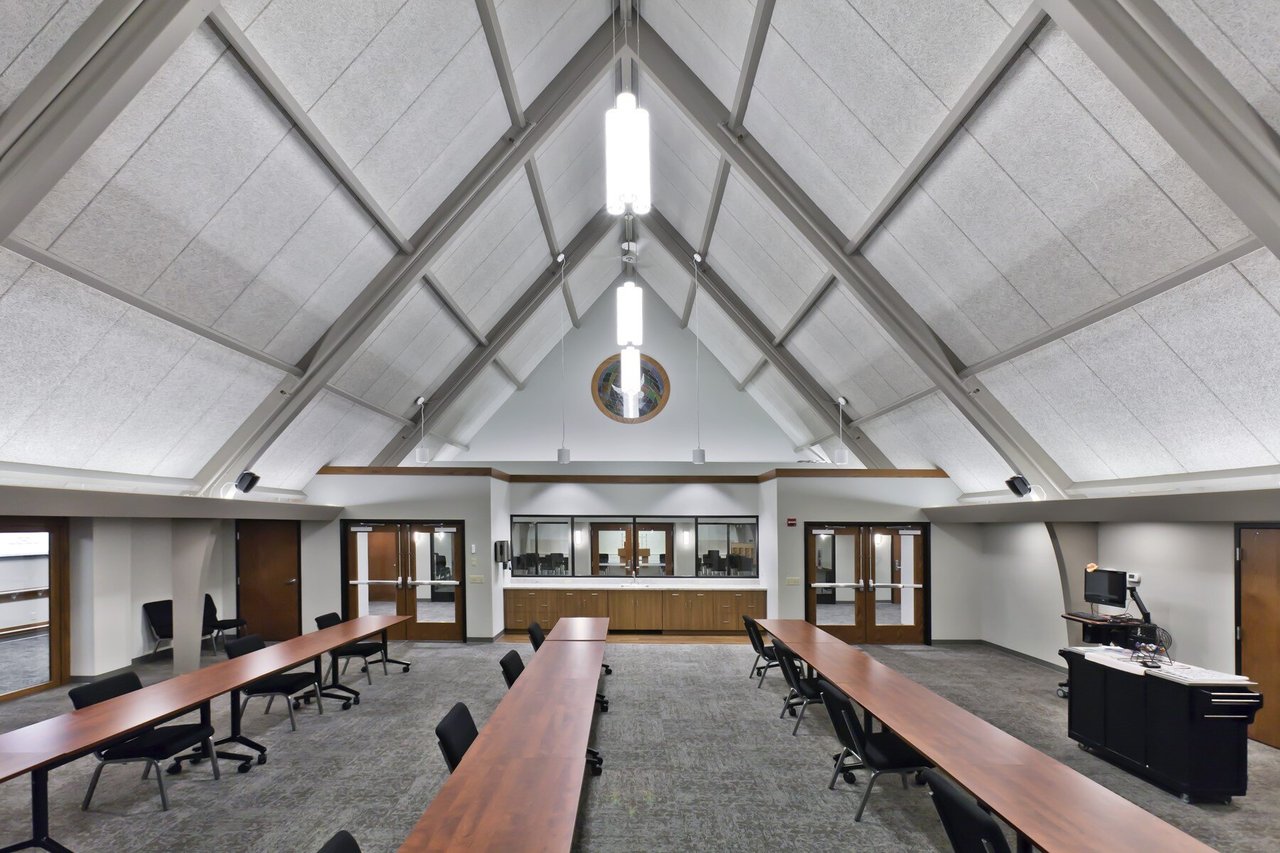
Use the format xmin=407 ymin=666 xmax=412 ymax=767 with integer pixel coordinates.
xmin=285 ymin=578 xmax=298 ymax=585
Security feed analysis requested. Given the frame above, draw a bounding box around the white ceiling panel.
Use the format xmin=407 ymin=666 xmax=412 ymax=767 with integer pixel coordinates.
xmin=253 ymin=389 xmax=402 ymax=490
xmin=787 ymin=285 xmax=931 ymax=417
xmin=643 ymin=0 xmax=755 ymax=109
xmin=331 ymin=285 xmax=474 ymax=413
xmin=0 ymin=253 xmax=281 ymax=478
xmin=708 ymin=173 xmax=827 ymax=332
xmin=429 ymin=363 xmax=517 ymax=445
xmin=535 ymin=77 xmax=611 ymax=246
xmin=498 ymin=0 xmax=607 ymax=110
xmin=643 ymin=71 xmax=720 ymax=246
xmin=429 ymin=172 xmax=547 ymax=333
xmin=861 ymin=392 xmax=1010 ymax=493
xmin=635 ymin=228 xmax=691 ymax=314
xmin=691 ymin=292 xmax=762 ymax=385
xmin=498 ymin=293 xmax=570 ymax=384
xmin=567 ymin=230 xmax=620 ymax=317
xmin=0 ymin=0 xmax=104 ymax=112
xmin=745 ymin=363 xmax=832 ymax=449
xmin=1154 ymin=0 xmax=1280 ymax=135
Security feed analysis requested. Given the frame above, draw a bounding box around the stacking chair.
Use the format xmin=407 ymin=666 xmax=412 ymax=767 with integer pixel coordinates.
xmin=68 ymin=673 xmax=219 ymax=811
xmin=316 ymin=830 xmax=362 ymax=853
xmin=922 ymin=769 xmax=1012 ymax=853
xmin=143 ymin=599 xmax=216 ymax=656
xmin=203 ymin=594 xmax=246 ymax=651
xmin=499 ymin=649 xmax=525 ymax=688
xmin=316 ymin=612 xmax=385 ymax=686
xmin=225 ymin=634 xmax=323 ymax=730
xmin=743 ymin=615 xmax=779 ymax=686
xmin=817 ymin=678 xmax=865 ymax=789
xmin=819 ymin=682 xmax=931 ymax=821
xmin=773 ymin=640 xmax=824 ymax=735
xmin=528 ymin=621 xmax=546 ymax=652
xmin=436 ymin=702 xmax=478 ymax=772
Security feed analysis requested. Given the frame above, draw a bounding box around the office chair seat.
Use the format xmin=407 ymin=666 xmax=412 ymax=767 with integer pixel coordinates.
xmin=922 ymin=768 xmax=1012 ymax=853
xmin=226 ymin=634 xmax=324 ymax=730
xmin=864 ymin=731 xmax=928 ymax=769
xmin=98 ymin=723 xmax=215 ymax=762
xmin=244 ymin=672 xmax=319 ymax=696
xmin=334 ymin=641 xmax=384 ymax=657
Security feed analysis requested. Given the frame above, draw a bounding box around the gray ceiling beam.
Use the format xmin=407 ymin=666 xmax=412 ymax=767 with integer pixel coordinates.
xmin=843 ymin=6 xmax=1047 ymax=254
xmin=372 ymin=209 xmax=615 ymax=465
xmin=321 ymin=383 xmax=414 ymax=428
xmin=208 ymin=8 xmax=412 ymax=252
xmin=526 ymin=160 xmax=561 ymax=257
xmin=493 ymin=358 xmax=526 ymax=392
xmin=560 ymin=256 xmax=581 ymax=329
xmin=851 ymin=387 xmax=937 ymax=427
xmin=630 ymin=17 xmax=1070 ymax=497
xmin=0 ymin=0 xmax=218 ymax=241
xmin=194 ymin=18 xmax=618 ymax=494
xmin=3 ymin=236 xmax=302 ymax=377
xmin=646 ymin=208 xmax=894 ymax=470
xmin=775 ymin=273 xmax=837 ymax=346
xmin=959 ymin=233 xmax=1263 ymax=379
xmin=423 ymin=273 xmax=487 ymax=346
xmin=474 ymin=0 xmax=525 ymax=128
xmin=1040 ymin=0 xmax=1280 ymax=261
xmin=736 ymin=356 xmax=769 ymax=391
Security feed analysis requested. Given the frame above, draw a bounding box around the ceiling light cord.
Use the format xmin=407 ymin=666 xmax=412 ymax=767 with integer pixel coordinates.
xmin=559 ymin=255 xmax=567 ymax=450
xmin=694 ymin=255 xmax=701 ymax=451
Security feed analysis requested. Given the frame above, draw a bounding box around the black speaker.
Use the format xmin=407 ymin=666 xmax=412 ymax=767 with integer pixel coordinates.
xmin=1005 ymin=475 xmax=1031 ymax=497
xmin=234 ymin=471 xmax=260 ymax=493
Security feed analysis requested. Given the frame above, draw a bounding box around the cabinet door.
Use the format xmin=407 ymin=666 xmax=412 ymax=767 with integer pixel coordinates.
xmin=715 ymin=591 xmax=743 ymax=629
xmin=503 ymin=591 xmax=519 ymax=630
xmin=608 ymin=591 xmax=636 ymax=630
xmin=663 ymin=592 xmax=688 ymax=630
xmin=689 ymin=591 xmax=716 ymax=630
xmin=634 ymin=591 xmax=663 ymax=629
xmin=744 ymin=591 xmax=766 ymax=620
xmin=559 ymin=590 xmax=581 ymax=618
xmin=532 ymin=589 xmax=557 ymax=629
xmin=582 ymin=590 xmax=608 ymax=617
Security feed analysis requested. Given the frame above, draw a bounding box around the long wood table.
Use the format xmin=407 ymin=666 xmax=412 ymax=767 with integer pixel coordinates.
xmin=0 ymin=614 xmax=409 ymax=853
xmin=400 ymin=618 xmax=607 ymax=852
xmin=546 ymin=616 xmax=609 ymax=642
xmin=756 ymin=620 xmax=1213 ymax=853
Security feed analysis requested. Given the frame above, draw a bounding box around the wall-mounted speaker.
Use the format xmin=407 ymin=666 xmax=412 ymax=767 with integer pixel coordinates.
xmin=235 ymin=471 xmax=260 ymax=493
xmin=1005 ymin=475 xmax=1031 ymax=498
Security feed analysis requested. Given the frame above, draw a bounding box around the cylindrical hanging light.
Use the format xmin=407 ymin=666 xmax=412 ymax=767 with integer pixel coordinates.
xmin=605 ymin=92 xmax=651 ymax=215
xmin=620 ymin=346 xmax=642 ymax=395
xmin=616 ymin=280 xmax=643 ymax=346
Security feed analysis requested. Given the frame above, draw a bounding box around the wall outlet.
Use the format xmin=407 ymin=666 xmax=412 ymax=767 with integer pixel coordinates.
xmin=785 ymin=576 xmax=802 ymax=586
xmin=469 ymin=574 xmax=484 ymax=584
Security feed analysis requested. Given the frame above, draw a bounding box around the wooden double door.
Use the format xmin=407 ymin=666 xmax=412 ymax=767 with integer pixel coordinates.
xmin=1238 ymin=527 xmax=1280 ymax=747
xmin=805 ymin=524 xmax=926 ymax=644
xmin=344 ymin=521 xmax=465 ymax=642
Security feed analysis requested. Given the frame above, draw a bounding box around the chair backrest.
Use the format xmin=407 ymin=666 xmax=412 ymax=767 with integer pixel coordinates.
xmin=202 ymin=593 xmax=219 ymax=627
xmin=315 ymin=611 xmax=342 ymax=630
xmin=499 ymin=649 xmax=525 ymax=688
xmin=772 ymin=640 xmax=806 ymax=696
xmin=436 ymin=702 xmax=478 ymax=773
xmin=69 ymin=672 xmax=143 ymax=709
xmin=225 ymin=633 xmax=266 ymax=659
xmin=528 ymin=621 xmax=545 ymax=651
xmin=142 ymin=599 xmax=174 ymax=640
xmin=817 ymin=678 xmax=863 ymax=754
xmin=742 ymin=615 xmax=768 ymax=655
xmin=922 ymin=769 xmax=1012 ymax=853
xmin=316 ymin=829 xmax=362 ymax=853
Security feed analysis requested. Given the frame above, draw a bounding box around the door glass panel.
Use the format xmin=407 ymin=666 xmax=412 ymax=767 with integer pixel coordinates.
xmin=364 ymin=527 xmax=400 ymax=617
xmin=634 ymin=520 xmax=675 ymax=577
xmin=871 ymin=530 xmax=922 ymax=629
xmin=815 ymin=531 xmax=858 ymax=627
xmin=0 ymin=531 xmax=51 ymax=697
xmin=414 ymin=528 xmax=458 ymax=624
xmin=593 ymin=524 xmax=631 ymax=576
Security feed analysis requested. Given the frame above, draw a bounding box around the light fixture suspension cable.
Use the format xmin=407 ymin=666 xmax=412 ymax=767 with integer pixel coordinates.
xmin=559 ymin=255 xmax=567 ymax=449
xmin=694 ymin=255 xmax=701 ymax=450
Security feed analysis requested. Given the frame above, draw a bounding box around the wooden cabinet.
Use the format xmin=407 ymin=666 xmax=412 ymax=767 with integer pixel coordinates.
xmin=557 ymin=589 xmax=607 ymax=618
xmin=507 ymin=587 xmax=763 ymax=632
xmin=663 ymin=590 xmax=717 ymax=630
xmin=713 ymin=590 xmax=766 ymax=629
xmin=663 ymin=591 xmax=690 ymax=630
xmin=503 ymin=590 xmax=538 ymax=630
xmin=610 ymin=590 xmax=662 ymax=630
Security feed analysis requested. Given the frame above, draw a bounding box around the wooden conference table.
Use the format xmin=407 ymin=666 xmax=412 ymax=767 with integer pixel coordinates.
xmin=0 ymin=614 xmax=409 ymax=853
xmin=400 ymin=617 xmax=608 ymax=852
xmin=756 ymin=620 xmax=1211 ymax=853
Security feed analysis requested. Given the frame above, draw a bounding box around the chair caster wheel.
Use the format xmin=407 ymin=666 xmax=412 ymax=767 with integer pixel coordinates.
xmin=257 ymin=754 xmax=268 ymax=765
xmin=342 ymin=701 xmax=352 ymax=710
xmin=353 ymin=696 xmax=361 ymax=705
xmin=1056 ymin=688 xmax=1068 ymax=699
xmin=843 ymin=772 xmax=858 ymax=785
xmin=604 ymin=665 xmax=612 ymax=675
xmin=361 ymin=666 xmax=368 ymax=673
xmin=189 ymin=757 xmax=202 ymax=765
xmin=914 ymin=771 xmax=926 ymax=785
xmin=598 ymin=702 xmax=609 ymax=713
xmin=293 ymin=700 xmax=302 ymax=710
xmin=402 ymin=665 xmax=410 ymax=673
xmin=237 ymin=763 xmax=252 ymax=774
xmin=167 ymin=763 xmax=181 ymax=775
xmin=788 ymin=708 xmax=797 ymax=717
xmin=591 ymin=764 xmax=603 ymax=777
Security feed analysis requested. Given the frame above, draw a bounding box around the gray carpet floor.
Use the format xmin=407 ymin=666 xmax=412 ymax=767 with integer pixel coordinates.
xmin=0 ymin=641 xmax=1276 ymax=852
xmin=0 ymin=631 xmax=50 ymax=696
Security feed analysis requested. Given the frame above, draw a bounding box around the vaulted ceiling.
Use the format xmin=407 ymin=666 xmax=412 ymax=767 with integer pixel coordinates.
xmin=1 ymin=0 xmax=1279 ymax=501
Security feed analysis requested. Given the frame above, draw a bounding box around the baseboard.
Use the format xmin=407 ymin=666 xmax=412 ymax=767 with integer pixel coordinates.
xmin=934 ymin=639 xmax=1066 ymax=673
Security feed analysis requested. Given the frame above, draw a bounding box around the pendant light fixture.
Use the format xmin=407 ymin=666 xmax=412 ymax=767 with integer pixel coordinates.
xmin=605 ymin=12 xmax=650 ymax=216
xmin=616 ymin=280 xmax=643 ymax=346
xmin=557 ymin=254 xmax=571 ymax=464
xmin=833 ymin=397 xmax=851 ymax=466
xmin=692 ymin=253 xmax=705 ymax=464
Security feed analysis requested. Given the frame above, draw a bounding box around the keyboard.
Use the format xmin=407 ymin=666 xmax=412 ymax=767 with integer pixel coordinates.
xmin=1067 ymin=611 xmax=1138 ymax=623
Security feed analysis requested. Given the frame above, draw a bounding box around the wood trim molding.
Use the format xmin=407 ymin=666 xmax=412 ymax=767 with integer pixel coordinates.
xmin=316 ymin=466 xmax=949 ymax=484
xmin=757 ymin=468 xmax=949 ymax=482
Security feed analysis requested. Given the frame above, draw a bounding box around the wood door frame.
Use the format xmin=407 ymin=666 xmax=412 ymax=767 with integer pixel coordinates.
xmin=864 ymin=526 xmax=926 ymax=645
xmin=402 ymin=522 xmax=466 ymax=642
xmin=590 ymin=522 xmax=633 ymax=576
xmin=235 ymin=519 xmax=302 ymax=641
xmin=634 ymin=522 xmax=675 ymax=576
xmin=0 ymin=517 xmax=70 ymax=703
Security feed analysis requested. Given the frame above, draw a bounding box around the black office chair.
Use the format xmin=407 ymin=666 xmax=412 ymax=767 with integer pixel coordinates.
xmin=922 ymin=769 xmax=1012 ymax=853
xmin=316 ymin=830 xmax=361 ymax=853
xmin=68 ymin=672 xmax=219 ymax=811
xmin=820 ymin=681 xmax=931 ymax=821
xmin=143 ymin=599 xmax=216 ymax=656
xmin=225 ymin=634 xmax=323 ymax=730
xmin=436 ymin=702 xmax=478 ymax=772
xmin=203 ymin=593 xmax=246 ymax=651
xmin=817 ymin=677 xmax=865 ymax=789
xmin=743 ymin=615 xmax=779 ymax=686
xmin=773 ymin=640 xmax=823 ymax=735
xmin=499 ymin=649 xmax=525 ymax=688
xmin=316 ymin=611 xmax=385 ymax=687
xmin=528 ymin=621 xmax=546 ymax=652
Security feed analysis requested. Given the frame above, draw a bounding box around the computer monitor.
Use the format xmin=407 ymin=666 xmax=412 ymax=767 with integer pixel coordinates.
xmin=1084 ymin=568 xmax=1128 ymax=607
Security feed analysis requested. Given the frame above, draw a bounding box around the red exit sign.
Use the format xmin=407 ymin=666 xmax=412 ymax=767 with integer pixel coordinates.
xmin=786 ymin=518 xmax=797 ymax=527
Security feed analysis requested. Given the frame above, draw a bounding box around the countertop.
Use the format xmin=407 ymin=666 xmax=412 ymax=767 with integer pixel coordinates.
xmin=504 ymin=581 xmax=763 ymax=591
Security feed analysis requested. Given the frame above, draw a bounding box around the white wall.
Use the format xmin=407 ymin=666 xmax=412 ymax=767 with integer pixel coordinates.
xmin=978 ymin=523 xmax=1066 ymax=666
xmin=929 ymin=523 xmax=984 ymax=641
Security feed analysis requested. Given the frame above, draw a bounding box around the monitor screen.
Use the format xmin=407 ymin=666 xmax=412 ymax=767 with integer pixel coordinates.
xmin=1084 ymin=569 xmax=1127 ymax=607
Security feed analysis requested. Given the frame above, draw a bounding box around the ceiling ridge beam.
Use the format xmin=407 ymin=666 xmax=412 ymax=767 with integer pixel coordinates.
xmin=3 ymin=236 xmax=303 ymax=376
xmin=423 ymin=272 xmax=487 ymax=346
xmin=646 ymin=208 xmax=894 ymax=470
xmin=0 ymin=0 xmax=218 ymax=241
xmin=843 ymin=6 xmax=1047 ymax=254
xmin=208 ymin=7 xmax=411 ymax=252
xmin=775 ymin=273 xmax=837 ymax=346
xmin=1040 ymin=0 xmax=1280 ymax=260
xmin=192 ymin=18 xmax=619 ymax=494
xmin=631 ymin=17 xmax=1070 ymax=497
xmin=371 ymin=208 xmax=615 ymax=465
xmin=736 ymin=356 xmax=768 ymax=391
xmin=960 ymin=234 xmax=1263 ymax=379
xmin=321 ymin=383 xmax=414 ymax=427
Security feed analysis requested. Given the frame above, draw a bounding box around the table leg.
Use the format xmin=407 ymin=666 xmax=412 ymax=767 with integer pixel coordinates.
xmin=317 ymin=654 xmax=357 ymax=708
xmin=214 ymin=688 xmax=266 ymax=770
xmin=0 ymin=769 xmax=73 ymax=852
